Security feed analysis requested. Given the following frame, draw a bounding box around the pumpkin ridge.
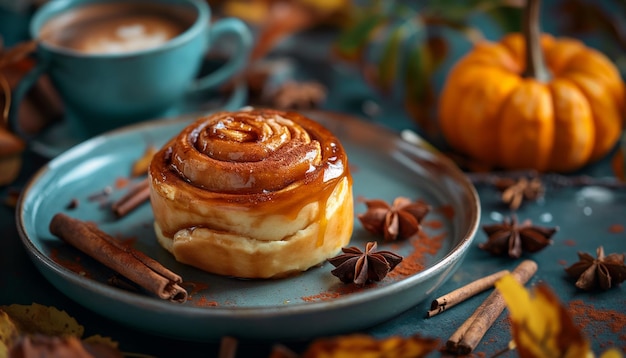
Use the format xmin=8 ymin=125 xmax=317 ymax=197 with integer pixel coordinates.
xmin=543 ymin=39 xmax=586 ymax=78
xmin=498 ymin=81 xmax=554 ymax=170
xmin=439 ymin=63 xmax=520 ymax=164
xmin=546 ymin=78 xmax=595 ymax=172
xmin=458 ymin=75 xmax=518 ymax=165
xmin=569 ymin=74 xmax=623 ymax=161
xmin=560 ymin=49 xmax=626 ymax=115
xmin=492 ymin=77 xmax=526 ymax=168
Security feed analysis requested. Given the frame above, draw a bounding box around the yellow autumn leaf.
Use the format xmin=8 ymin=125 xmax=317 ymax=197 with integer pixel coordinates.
xmin=1 ymin=303 xmax=84 ymax=338
xmin=222 ymin=1 xmax=268 ymax=24
xmin=600 ymin=348 xmax=624 ymax=358
xmin=300 ymin=334 xmax=439 ymax=358
xmin=0 ymin=303 xmax=124 ymax=357
xmin=0 ymin=310 xmax=19 ymax=358
xmin=298 ymin=0 xmax=350 ymax=14
xmin=495 ymin=274 xmax=592 ymax=358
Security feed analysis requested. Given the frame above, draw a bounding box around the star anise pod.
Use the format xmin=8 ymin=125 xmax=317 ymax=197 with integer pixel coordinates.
xmin=479 ymin=215 xmax=557 ymax=258
xmin=565 ymin=246 xmax=626 ymax=291
xmin=328 ymin=242 xmax=403 ymax=285
xmin=494 ymin=176 xmax=544 ymax=210
xmin=357 ymin=197 xmax=430 ymax=241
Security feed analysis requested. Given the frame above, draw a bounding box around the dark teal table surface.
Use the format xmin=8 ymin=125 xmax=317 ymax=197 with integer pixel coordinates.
xmin=1 ymin=63 xmax=625 ymax=357
xmin=1 ymin=19 xmax=625 ymax=358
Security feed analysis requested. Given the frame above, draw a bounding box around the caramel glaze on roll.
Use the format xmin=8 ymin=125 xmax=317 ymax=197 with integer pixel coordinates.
xmin=149 ymin=109 xmax=354 ymax=278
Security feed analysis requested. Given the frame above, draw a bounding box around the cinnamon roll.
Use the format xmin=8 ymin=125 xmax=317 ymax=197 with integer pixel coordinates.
xmin=149 ymin=109 xmax=354 ymax=278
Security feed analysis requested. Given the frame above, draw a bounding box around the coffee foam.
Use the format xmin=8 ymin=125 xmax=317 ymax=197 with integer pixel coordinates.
xmin=39 ymin=3 xmax=195 ymax=54
xmin=73 ymin=16 xmax=183 ymax=54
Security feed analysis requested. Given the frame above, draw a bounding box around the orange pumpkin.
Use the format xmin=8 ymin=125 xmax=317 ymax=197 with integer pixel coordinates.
xmin=438 ymin=1 xmax=625 ymax=172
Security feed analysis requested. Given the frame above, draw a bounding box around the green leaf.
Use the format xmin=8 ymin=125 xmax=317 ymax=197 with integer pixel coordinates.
xmin=334 ymin=11 xmax=389 ymax=60
xmin=485 ymin=6 xmax=523 ymax=33
xmin=377 ymin=21 xmax=411 ymax=92
xmin=404 ymin=39 xmax=432 ymax=102
xmin=427 ymin=0 xmax=501 ymax=21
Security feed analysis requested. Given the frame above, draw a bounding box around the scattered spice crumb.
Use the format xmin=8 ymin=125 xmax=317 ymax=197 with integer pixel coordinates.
xmin=558 ymin=259 xmax=567 ymax=266
xmin=301 ymin=284 xmax=367 ymax=302
xmin=66 ymin=198 xmax=79 ymax=210
xmin=194 ymin=296 xmax=219 ymax=307
xmin=115 ymin=177 xmax=130 ymax=189
xmin=563 ymin=239 xmax=576 ymax=247
xmin=608 ymin=224 xmax=625 ymax=234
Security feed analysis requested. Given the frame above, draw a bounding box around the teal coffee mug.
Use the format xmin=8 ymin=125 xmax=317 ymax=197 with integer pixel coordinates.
xmin=11 ymin=0 xmax=252 ymax=137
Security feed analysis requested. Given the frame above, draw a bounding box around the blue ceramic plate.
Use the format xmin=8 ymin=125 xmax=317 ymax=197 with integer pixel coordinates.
xmin=17 ymin=110 xmax=480 ymax=341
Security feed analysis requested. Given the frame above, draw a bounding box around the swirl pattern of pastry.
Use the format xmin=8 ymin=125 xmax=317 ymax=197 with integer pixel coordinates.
xmin=149 ymin=109 xmax=354 ymax=278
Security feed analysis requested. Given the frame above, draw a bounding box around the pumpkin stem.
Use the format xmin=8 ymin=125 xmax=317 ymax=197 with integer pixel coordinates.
xmin=522 ymin=0 xmax=550 ymax=82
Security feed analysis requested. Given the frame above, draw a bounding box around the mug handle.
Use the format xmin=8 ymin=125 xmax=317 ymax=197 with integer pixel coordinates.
xmin=8 ymin=59 xmax=49 ymax=138
xmin=188 ymin=17 xmax=253 ymax=93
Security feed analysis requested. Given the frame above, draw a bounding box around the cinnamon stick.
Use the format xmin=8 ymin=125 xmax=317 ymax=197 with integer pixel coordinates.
xmin=49 ymin=213 xmax=187 ymax=302
xmin=427 ymin=269 xmax=509 ymax=318
xmin=111 ymin=178 xmax=150 ymax=217
xmin=445 ymin=260 xmax=537 ymax=355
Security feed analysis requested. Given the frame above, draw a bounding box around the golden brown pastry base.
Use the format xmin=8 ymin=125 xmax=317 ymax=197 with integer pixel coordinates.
xmin=152 ymin=177 xmax=353 ymax=279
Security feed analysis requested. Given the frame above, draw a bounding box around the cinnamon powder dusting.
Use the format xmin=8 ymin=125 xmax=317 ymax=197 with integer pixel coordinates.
xmin=423 ymin=220 xmax=444 ymax=230
xmin=608 ymin=224 xmax=625 ymax=234
xmin=182 ymin=281 xmax=217 ymax=307
xmin=563 ymin=239 xmax=577 ymax=247
xmin=387 ymin=230 xmax=446 ymax=279
xmin=113 ymin=235 xmax=137 ymax=247
xmin=301 ymin=292 xmax=341 ymax=302
xmin=437 ymin=205 xmax=455 ymax=220
xmin=301 ymin=285 xmax=367 ymax=302
xmin=50 ymin=249 xmax=90 ymax=278
xmin=567 ymin=299 xmax=626 ymax=350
